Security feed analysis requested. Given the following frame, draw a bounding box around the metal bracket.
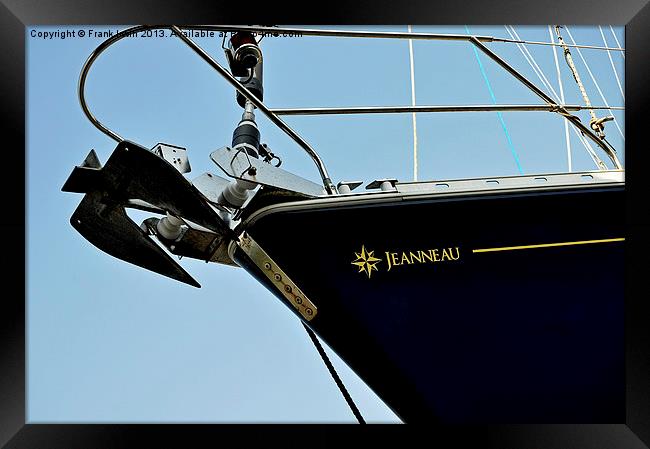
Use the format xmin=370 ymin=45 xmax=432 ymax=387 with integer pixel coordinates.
xmin=237 ymin=232 xmax=317 ymax=321
xmin=152 ymin=143 xmax=191 ymax=174
xmin=192 ymin=172 xmax=232 ymax=204
xmin=211 ymin=146 xmax=326 ymax=197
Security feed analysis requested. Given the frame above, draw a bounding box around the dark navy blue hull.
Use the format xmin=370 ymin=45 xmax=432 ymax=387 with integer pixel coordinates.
xmin=234 ymin=185 xmax=624 ymax=423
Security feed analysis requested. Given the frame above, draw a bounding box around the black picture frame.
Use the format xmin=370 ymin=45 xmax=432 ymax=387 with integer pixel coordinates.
xmin=3 ymin=1 xmax=650 ymax=447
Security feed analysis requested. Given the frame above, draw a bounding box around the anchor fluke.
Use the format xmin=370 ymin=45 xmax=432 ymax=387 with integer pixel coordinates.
xmin=70 ymin=191 xmax=201 ymax=288
xmin=62 ymin=140 xmax=235 ymax=287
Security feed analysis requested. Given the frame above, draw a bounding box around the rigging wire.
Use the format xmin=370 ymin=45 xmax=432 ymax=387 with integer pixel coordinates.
xmin=549 ymin=25 xmax=573 ymax=171
xmin=509 ymin=25 xmax=603 ymax=168
xmin=465 ymin=25 xmax=524 ymax=175
xmin=563 ymin=26 xmax=625 ymax=141
xmin=574 ymin=129 xmax=605 ymax=169
xmin=302 ymin=323 xmax=366 ymax=424
xmin=598 ymin=26 xmax=625 ymax=102
xmin=609 ymin=25 xmax=625 ymax=58
xmin=491 ymin=37 xmax=624 ymax=52
xmin=506 ymin=26 xmax=560 ymax=100
xmin=407 ymin=25 xmax=419 ymax=182
xmin=504 ymin=25 xmax=603 ymax=169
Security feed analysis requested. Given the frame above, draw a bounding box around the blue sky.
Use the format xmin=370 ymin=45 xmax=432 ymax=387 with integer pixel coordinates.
xmin=27 ymin=25 xmax=624 ymax=423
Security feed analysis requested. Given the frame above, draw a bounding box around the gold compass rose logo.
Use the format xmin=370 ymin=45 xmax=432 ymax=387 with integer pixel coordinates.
xmin=351 ymin=245 xmax=382 ymax=279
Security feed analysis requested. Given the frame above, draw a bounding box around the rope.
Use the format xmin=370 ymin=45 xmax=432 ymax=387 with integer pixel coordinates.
xmin=302 ymin=323 xmax=366 ymax=424
xmin=465 ymin=25 xmax=524 ymax=175
xmin=549 ymin=26 xmax=573 ymax=172
xmin=506 ymin=25 xmax=603 ymax=169
xmin=555 ymin=27 xmax=598 ymax=124
xmin=555 ymin=26 xmax=608 ymax=169
xmin=407 ymin=25 xmax=419 ymax=181
xmin=609 ymin=26 xmax=625 ymax=58
xmin=564 ymin=26 xmax=625 ymax=141
xmin=599 ymin=26 xmax=625 ymax=102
